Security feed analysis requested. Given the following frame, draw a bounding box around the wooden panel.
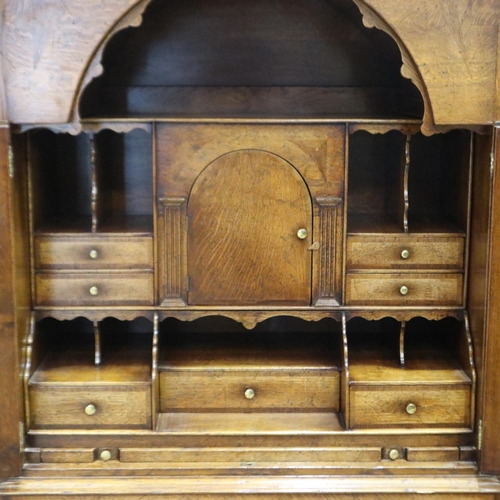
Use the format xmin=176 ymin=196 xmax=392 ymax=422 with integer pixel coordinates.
xmin=34 ymin=235 xmax=153 ymax=270
xmin=160 ymin=370 xmax=339 ymax=412
xmin=345 ymin=273 xmax=463 ymax=306
xmin=158 ymin=198 xmax=187 ymax=306
xmin=350 ymin=385 xmax=471 ymax=429
xmin=156 ymin=124 xmax=345 ymax=200
xmin=468 ymin=132 xmax=494 ymax=464
xmin=29 ymin=349 xmax=151 ymax=385
xmin=29 ymin=385 xmax=151 ymax=429
xmin=1 ymin=476 xmax=498 ymax=498
xmin=406 ymin=447 xmax=460 ymax=462
xmin=120 ymin=447 xmax=381 ymax=463
xmin=40 ymin=449 xmax=95 ymax=464
xmin=481 ymin=126 xmax=500 ymax=473
xmin=346 ymin=235 xmax=465 ymax=270
xmin=313 ymin=198 xmax=343 ymax=306
xmin=93 ymin=86 xmax=421 ymax=119
xmin=187 ymin=150 xmax=312 ymax=305
xmin=35 ymin=273 xmax=154 ymax=306
xmin=156 ymin=412 xmax=343 ymax=434
xmin=0 ymin=127 xmax=22 ymax=478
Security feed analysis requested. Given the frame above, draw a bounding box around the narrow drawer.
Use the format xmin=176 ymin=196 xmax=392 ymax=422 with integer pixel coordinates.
xmin=346 ymin=235 xmax=465 ymax=270
xmin=349 ymin=384 xmax=471 ymax=429
xmin=34 ymin=235 xmax=153 ymax=270
xmin=35 ymin=273 xmax=154 ymax=306
xmin=160 ymin=370 xmax=340 ymax=412
xmin=29 ymin=385 xmax=151 ymax=429
xmin=345 ymin=273 xmax=463 ymax=306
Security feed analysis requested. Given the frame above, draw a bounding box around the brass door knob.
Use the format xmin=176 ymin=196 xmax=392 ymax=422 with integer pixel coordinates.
xmin=388 ymin=449 xmax=399 ymax=460
xmin=84 ymin=403 xmax=97 ymax=416
xmin=89 ymin=286 xmax=99 ymax=296
xmin=400 ymin=285 xmax=409 ymax=296
xmin=401 ymin=249 xmax=410 ymax=259
xmin=297 ymin=228 xmax=308 ymax=240
xmin=244 ymin=388 xmax=256 ymax=400
xmin=89 ymin=249 xmax=98 ymax=259
xmin=100 ymin=450 xmax=112 ymax=461
xmin=406 ymin=403 xmax=417 ymax=415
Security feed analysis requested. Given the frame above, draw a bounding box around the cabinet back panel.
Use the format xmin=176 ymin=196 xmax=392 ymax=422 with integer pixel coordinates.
xmin=347 ymin=130 xmax=406 ymax=232
xmin=29 ymin=131 xmax=92 ymax=231
xmin=95 ymin=130 xmax=153 ymax=225
xmin=408 ymin=131 xmax=471 ymax=232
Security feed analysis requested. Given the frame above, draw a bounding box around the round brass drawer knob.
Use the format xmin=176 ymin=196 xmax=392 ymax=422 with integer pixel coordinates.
xmin=100 ymin=450 xmax=112 ymax=461
xmin=406 ymin=403 xmax=417 ymax=415
xmin=89 ymin=286 xmax=99 ymax=296
xmin=401 ymin=249 xmax=410 ymax=259
xmin=84 ymin=403 xmax=97 ymax=416
xmin=388 ymin=449 xmax=399 ymax=461
xmin=400 ymin=285 xmax=409 ymax=296
xmin=244 ymin=388 xmax=256 ymax=400
xmin=297 ymin=228 xmax=308 ymax=240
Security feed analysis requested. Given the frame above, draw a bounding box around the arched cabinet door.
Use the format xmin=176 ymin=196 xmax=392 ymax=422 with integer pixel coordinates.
xmin=187 ymin=150 xmax=313 ymax=305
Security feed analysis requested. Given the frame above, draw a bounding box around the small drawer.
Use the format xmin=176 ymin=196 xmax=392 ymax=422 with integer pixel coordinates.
xmin=29 ymin=385 xmax=151 ymax=429
xmin=35 ymin=273 xmax=154 ymax=306
xmin=345 ymin=273 xmax=463 ymax=306
xmin=349 ymin=384 xmax=471 ymax=429
xmin=34 ymin=235 xmax=153 ymax=270
xmin=346 ymin=235 xmax=464 ymax=270
xmin=160 ymin=370 xmax=340 ymax=412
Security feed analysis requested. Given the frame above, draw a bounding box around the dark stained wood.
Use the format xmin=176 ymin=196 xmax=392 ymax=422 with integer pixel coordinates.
xmin=467 ymin=131 xmax=494 ymax=473
xmin=480 ymin=127 xmax=500 ymax=474
xmin=187 ymin=150 xmax=313 ymax=305
xmin=0 ymin=127 xmax=23 ymax=478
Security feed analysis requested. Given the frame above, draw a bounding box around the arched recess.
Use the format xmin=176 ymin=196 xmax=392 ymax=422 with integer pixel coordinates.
xmin=70 ymin=0 xmax=432 ymax=132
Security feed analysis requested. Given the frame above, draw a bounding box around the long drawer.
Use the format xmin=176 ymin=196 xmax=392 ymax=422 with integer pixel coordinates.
xmin=35 ymin=272 xmax=154 ymax=306
xmin=34 ymin=235 xmax=153 ymax=270
xmin=160 ymin=369 xmax=340 ymax=412
xmin=345 ymin=273 xmax=463 ymax=306
xmin=346 ymin=235 xmax=465 ymax=270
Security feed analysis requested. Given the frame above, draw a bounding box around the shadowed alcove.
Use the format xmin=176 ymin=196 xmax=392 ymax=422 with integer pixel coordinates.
xmin=80 ymin=0 xmax=424 ymax=119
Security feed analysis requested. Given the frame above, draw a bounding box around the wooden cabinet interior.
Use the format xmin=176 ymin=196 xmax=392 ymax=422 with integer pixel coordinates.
xmin=6 ymin=0 xmax=498 ymax=494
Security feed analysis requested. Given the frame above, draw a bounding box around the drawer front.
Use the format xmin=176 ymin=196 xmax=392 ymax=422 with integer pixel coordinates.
xmin=345 ymin=273 xmax=463 ymax=306
xmin=35 ymin=273 xmax=154 ymax=306
xmin=29 ymin=385 xmax=151 ymax=429
xmin=160 ymin=370 xmax=339 ymax=411
xmin=350 ymin=385 xmax=471 ymax=429
xmin=346 ymin=236 xmax=464 ymax=270
xmin=34 ymin=236 xmax=153 ymax=270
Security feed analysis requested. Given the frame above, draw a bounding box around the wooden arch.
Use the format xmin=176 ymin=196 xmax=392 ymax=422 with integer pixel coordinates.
xmin=2 ymin=0 xmax=498 ymax=131
xmin=72 ymin=0 xmax=431 ymax=132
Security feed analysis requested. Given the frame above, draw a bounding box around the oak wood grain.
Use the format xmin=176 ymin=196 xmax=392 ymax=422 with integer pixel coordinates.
xmin=346 ymin=235 xmax=465 ymax=270
xmin=345 ymin=273 xmax=464 ymax=306
xmin=35 ymin=272 xmax=154 ymax=306
xmin=34 ymin=235 xmax=153 ymax=270
xmin=187 ymin=150 xmax=312 ymax=305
